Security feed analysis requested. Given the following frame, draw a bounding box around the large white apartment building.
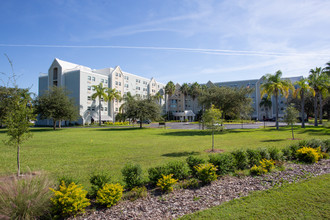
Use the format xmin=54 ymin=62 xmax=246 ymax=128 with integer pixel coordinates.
xmin=37 ymin=58 xmax=165 ymax=126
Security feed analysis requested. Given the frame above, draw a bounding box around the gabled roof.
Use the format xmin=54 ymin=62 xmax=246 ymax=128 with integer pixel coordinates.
xmin=54 ymin=58 xmax=91 ymax=72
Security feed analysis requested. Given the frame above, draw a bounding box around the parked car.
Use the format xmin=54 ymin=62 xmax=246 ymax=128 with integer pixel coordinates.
xmin=137 ymin=119 xmax=151 ymax=124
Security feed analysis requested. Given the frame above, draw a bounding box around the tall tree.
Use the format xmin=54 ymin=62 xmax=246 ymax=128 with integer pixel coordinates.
xmin=203 ymin=105 xmax=223 ymax=151
xmin=189 ymin=82 xmax=201 ymax=113
xmin=259 ymin=96 xmax=272 ymax=120
xmin=165 ymin=81 xmax=175 ymax=120
xmin=180 ymin=83 xmax=190 ymax=111
xmin=35 ymin=86 xmax=78 ymax=130
xmin=260 ymin=70 xmax=294 ymax=130
xmin=325 ymin=61 xmax=330 ymax=77
xmin=4 ymin=88 xmax=36 ymax=176
xmin=284 ymin=104 xmax=299 ymax=140
xmin=294 ymin=78 xmax=313 ymax=128
xmin=106 ymin=88 xmax=122 ymax=123
xmin=92 ymin=83 xmax=108 ymax=126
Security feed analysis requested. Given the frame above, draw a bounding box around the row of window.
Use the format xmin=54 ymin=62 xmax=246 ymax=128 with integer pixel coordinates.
xmin=87 ymin=106 xmax=108 ymax=111
xmin=88 ymin=76 xmax=108 ymax=84
xmin=115 ymin=81 xmax=121 ymax=86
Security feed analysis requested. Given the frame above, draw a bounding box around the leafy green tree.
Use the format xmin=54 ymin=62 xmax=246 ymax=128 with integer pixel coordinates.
xmin=125 ymin=98 xmax=160 ymax=128
xmin=165 ymin=81 xmax=175 ymax=120
xmin=92 ymin=83 xmax=108 ymax=126
xmin=180 ymin=83 xmax=190 ymax=111
xmin=106 ymin=88 xmax=121 ymax=122
xmin=294 ymin=78 xmax=313 ymax=128
xmin=260 ymin=70 xmax=294 ymax=130
xmin=35 ymin=86 xmax=78 ymax=130
xmin=325 ymin=61 xmax=330 ymax=77
xmin=203 ymin=105 xmax=223 ymax=151
xmin=4 ymin=88 xmax=36 ymax=176
xmin=259 ymin=96 xmax=272 ymax=120
xmin=284 ymin=104 xmax=299 ymax=140
xmin=189 ymin=82 xmax=201 ymax=113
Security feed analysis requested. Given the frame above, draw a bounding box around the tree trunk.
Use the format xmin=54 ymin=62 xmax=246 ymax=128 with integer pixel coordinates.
xmin=99 ymin=99 xmax=102 ymax=126
xmin=314 ymin=92 xmax=318 ymax=126
xmin=291 ymin=124 xmax=294 ymax=140
xmin=53 ymin=120 xmax=56 ymax=130
xmin=17 ymin=142 xmax=20 ymax=177
xmin=275 ymin=93 xmax=279 ymax=130
xmin=301 ymin=91 xmax=305 ymax=128
xmin=59 ymin=120 xmax=61 ymax=128
xmin=140 ymin=121 xmax=143 ymax=129
xmin=319 ymin=94 xmax=323 ymax=124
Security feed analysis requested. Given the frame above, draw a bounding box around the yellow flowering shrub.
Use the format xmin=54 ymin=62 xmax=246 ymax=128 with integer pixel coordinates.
xmin=96 ymin=183 xmax=123 ymax=207
xmin=296 ymin=147 xmax=321 ymax=163
xmin=157 ymin=174 xmax=178 ymax=192
xmin=250 ymin=165 xmax=268 ymax=176
xmin=49 ymin=181 xmax=90 ymax=217
xmin=259 ymin=159 xmax=275 ymax=172
xmin=194 ymin=163 xmax=218 ymax=184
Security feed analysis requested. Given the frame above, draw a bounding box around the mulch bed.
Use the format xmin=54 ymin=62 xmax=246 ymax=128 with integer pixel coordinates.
xmin=76 ymin=159 xmax=330 ymax=220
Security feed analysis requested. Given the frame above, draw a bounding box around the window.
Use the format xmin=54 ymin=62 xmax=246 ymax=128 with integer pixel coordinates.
xmin=101 ymin=107 xmax=103 ymax=111
xmin=105 ymin=107 xmax=107 ymax=111
xmin=143 ymin=88 xmax=147 ymax=91
xmin=143 ymin=81 xmax=147 ymax=84
xmin=119 ymin=73 xmax=121 ymax=77
xmin=88 ymin=76 xmax=91 ymax=80
xmin=87 ymin=107 xmax=91 ymax=110
xmin=116 ymin=108 xmax=118 ymax=111
xmin=115 ymin=81 xmax=118 ymax=85
xmin=119 ymin=82 xmax=121 ymax=86
xmin=125 ymin=84 xmax=129 ymax=88
xmin=101 ymin=79 xmax=104 ymax=83
xmin=125 ymin=76 xmax=129 ymax=80
xmin=101 ymin=98 xmax=104 ymax=101
xmin=88 ymin=86 xmax=91 ymax=90
xmin=105 ymin=79 xmax=108 ymax=83
xmin=53 ymin=68 xmax=58 ymax=86
xmin=136 ymin=86 xmax=140 ymax=90
xmin=91 ymin=107 xmax=95 ymax=111
xmin=136 ymin=79 xmax=140 ymax=83
xmin=116 ymin=72 xmax=118 ymax=76
xmin=87 ymin=96 xmax=91 ymax=101
xmin=92 ymin=77 xmax=95 ymax=81
xmin=92 ymin=87 xmax=95 ymax=91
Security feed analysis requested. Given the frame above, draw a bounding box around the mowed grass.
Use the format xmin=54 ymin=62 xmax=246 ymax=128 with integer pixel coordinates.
xmin=0 ymin=126 xmax=328 ymax=187
xmin=180 ymin=174 xmax=330 ymax=220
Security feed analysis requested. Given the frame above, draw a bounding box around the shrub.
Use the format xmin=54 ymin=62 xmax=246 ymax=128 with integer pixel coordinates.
xmin=260 ymin=159 xmax=275 ymax=172
xmin=246 ymin=149 xmax=262 ymax=167
xmin=89 ymin=173 xmax=111 ymax=198
xmin=256 ymin=147 xmax=270 ymax=160
xmin=268 ymin=147 xmax=283 ymax=161
xmin=296 ymin=147 xmax=321 ymax=163
xmin=231 ymin=149 xmax=249 ymax=170
xmin=157 ymin=174 xmax=178 ymax=193
xmin=186 ymin=156 xmax=205 ymax=177
xmin=250 ymin=165 xmax=267 ymax=176
xmin=96 ymin=183 xmax=123 ymax=207
xmin=123 ymin=186 xmax=148 ymax=201
xmin=208 ymin=153 xmax=235 ymax=175
xmin=177 ymin=178 xmax=200 ymax=189
xmin=148 ymin=166 xmax=169 ymax=185
xmin=0 ymin=174 xmax=53 ymax=220
xmin=282 ymin=146 xmax=293 ymax=161
xmin=50 ymin=181 xmax=90 ymax=217
xmin=122 ymin=163 xmax=143 ymax=190
xmin=57 ymin=176 xmax=79 ymax=188
xmin=194 ymin=163 xmax=218 ymax=185
xmin=148 ymin=161 xmax=189 ymax=185
xmin=299 ymin=139 xmax=329 ymax=153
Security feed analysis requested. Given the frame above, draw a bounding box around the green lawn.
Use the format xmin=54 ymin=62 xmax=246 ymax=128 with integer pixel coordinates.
xmin=0 ymin=126 xmax=328 ymax=187
xmin=180 ymin=174 xmax=330 ymax=219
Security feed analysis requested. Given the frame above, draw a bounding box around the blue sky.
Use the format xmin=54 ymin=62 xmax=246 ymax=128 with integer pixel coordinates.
xmin=1 ymin=0 xmax=330 ymax=94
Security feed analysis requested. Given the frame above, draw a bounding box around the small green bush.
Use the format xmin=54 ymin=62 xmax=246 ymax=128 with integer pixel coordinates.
xmin=0 ymin=174 xmax=53 ymax=220
xmin=250 ymin=165 xmax=267 ymax=176
xmin=208 ymin=153 xmax=235 ymax=175
xmin=50 ymin=181 xmax=90 ymax=217
xmin=268 ymin=147 xmax=283 ymax=161
xmin=296 ymin=147 xmax=322 ymax=163
xmin=186 ymin=156 xmax=205 ymax=177
xmin=123 ymin=186 xmax=148 ymax=201
xmin=246 ymin=149 xmax=262 ymax=167
xmin=231 ymin=149 xmax=249 ymax=170
xmin=89 ymin=173 xmax=111 ymax=198
xmin=96 ymin=183 xmax=123 ymax=207
xmin=121 ymin=163 xmax=143 ymax=190
xmin=148 ymin=166 xmax=169 ymax=185
xmin=194 ymin=163 xmax=218 ymax=185
xmin=256 ymin=147 xmax=270 ymax=160
xmin=148 ymin=161 xmax=189 ymax=185
xmin=178 ymin=178 xmax=200 ymax=189
xmin=282 ymin=146 xmax=293 ymax=161
xmin=157 ymin=174 xmax=178 ymax=193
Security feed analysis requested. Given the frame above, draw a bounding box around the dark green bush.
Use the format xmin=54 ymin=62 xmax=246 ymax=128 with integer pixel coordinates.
xmin=166 ymin=161 xmax=190 ymax=180
xmin=246 ymin=149 xmax=262 ymax=167
xmin=89 ymin=173 xmax=111 ymax=198
xmin=186 ymin=156 xmax=205 ymax=177
xmin=268 ymin=147 xmax=283 ymax=161
xmin=256 ymin=148 xmax=270 ymax=160
xmin=231 ymin=149 xmax=249 ymax=170
xmin=148 ymin=166 xmax=169 ymax=185
xmin=208 ymin=153 xmax=235 ymax=175
xmin=121 ymin=163 xmax=143 ymax=190
xmin=282 ymin=146 xmax=293 ymax=161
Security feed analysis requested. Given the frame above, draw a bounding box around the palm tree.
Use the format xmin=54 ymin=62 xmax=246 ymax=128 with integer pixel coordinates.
xmin=260 ymin=70 xmax=294 ymax=130
xmin=152 ymin=91 xmax=163 ymax=105
xmin=259 ymin=96 xmax=272 ymax=120
xmin=92 ymin=83 xmax=107 ymax=126
xmin=294 ymin=78 xmax=313 ymax=128
xmin=189 ymin=82 xmax=201 ymax=114
xmin=106 ymin=88 xmax=122 ymax=123
xmin=180 ymin=83 xmax=190 ymax=111
xmin=308 ymin=67 xmax=329 ymax=126
xmin=325 ymin=61 xmax=330 ymax=77
xmin=165 ymin=81 xmax=175 ymax=120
